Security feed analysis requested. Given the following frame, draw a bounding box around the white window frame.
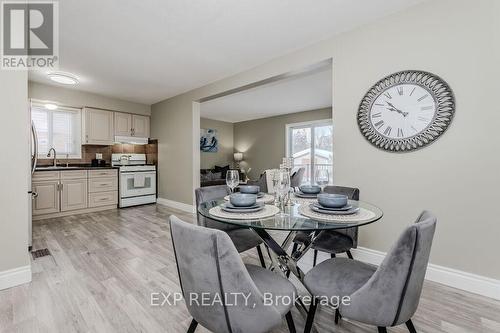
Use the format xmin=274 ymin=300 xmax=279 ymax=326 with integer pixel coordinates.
xmin=285 ymin=118 xmax=333 ymax=184
xmin=31 ymin=101 xmax=83 ymax=159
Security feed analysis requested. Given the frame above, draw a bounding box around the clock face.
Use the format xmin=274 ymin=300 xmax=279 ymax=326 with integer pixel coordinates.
xmin=357 ymin=70 xmax=455 ymax=152
xmin=369 ymin=84 xmax=436 ymax=140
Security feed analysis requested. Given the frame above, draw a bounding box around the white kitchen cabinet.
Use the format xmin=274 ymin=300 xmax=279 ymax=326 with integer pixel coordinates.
xmin=32 ymin=169 xmax=118 ymax=220
xmin=32 ymin=181 xmax=60 ymax=216
xmin=82 ymin=108 xmax=114 ymax=145
xmin=61 ymin=179 xmax=88 ymax=212
xmin=113 ymin=112 xmax=150 ymax=138
xmin=88 ymin=177 xmax=118 ymax=193
xmin=88 ymin=191 xmax=118 ymax=208
xmin=114 ymin=112 xmax=132 ymax=136
xmin=132 ymin=114 xmax=150 ymax=137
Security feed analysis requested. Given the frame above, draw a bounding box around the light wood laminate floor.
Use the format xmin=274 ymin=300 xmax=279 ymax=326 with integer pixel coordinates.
xmin=1 ymin=204 xmax=499 ymax=333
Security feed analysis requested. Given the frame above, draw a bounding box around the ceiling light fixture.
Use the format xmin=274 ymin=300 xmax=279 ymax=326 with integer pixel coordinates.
xmin=44 ymin=103 xmax=58 ymax=110
xmin=47 ymin=72 xmax=79 ymax=85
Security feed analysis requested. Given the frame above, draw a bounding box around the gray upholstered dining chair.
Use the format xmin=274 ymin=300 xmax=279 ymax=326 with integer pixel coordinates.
xmin=248 ymin=167 xmax=305 ymax=193
xmin=303 ymin=211 xmax=437 ymax=333
xmin=247 ymin=171 xmax=268 ymax=192
xmin=292 ymin=185 xmax=360 ymax=265
xmin=170 ymin=215 xmax=297 ymax=333
xmin=195 ymin=185 xmax=266 ymax=267
xmin=290 ymin=167 xmax=305 ymax=188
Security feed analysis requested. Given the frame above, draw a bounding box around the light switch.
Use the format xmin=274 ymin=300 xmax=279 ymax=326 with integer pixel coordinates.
xmin=96 ymin=153 xmax=103 ymax=159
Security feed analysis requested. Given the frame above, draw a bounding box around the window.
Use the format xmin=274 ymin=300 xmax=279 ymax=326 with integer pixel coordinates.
xmin=286 ymin=119 xmax=333 ymax=185
xmin=31 ymin=104 xmax=82 ymax=158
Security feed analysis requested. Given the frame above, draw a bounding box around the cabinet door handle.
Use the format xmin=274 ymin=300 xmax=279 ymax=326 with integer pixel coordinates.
xmin=32 ymin=192 xmax=38 ymax=198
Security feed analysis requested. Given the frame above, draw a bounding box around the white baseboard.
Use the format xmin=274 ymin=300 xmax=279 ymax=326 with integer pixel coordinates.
xmin=157 ymin=197 xmax=195 ymax=214
xmin=351 ymin=247 xmax=500 ymax=301
xmin=0 ymin=265 xmax=32 ymax=291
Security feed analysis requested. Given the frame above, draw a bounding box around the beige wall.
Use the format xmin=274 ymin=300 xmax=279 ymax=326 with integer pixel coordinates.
xmin=29 ymin=81 xmax=151 ymax=115
xmin=152 ymin=96 xmax=197 ymax=204
xmin=200 ymin=118 xmax=234 ymax=169
xmin=152 ymin=0 xmax=500 ymax=279
xmin=234 ymin=108 xmax=331 ymax=178
xmin=0 ymin=71 xmax=31 ymax=281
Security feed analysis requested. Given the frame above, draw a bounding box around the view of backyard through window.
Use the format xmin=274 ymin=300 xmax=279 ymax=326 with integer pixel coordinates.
xmin=288 ymin=120 xmax=333 ymax=184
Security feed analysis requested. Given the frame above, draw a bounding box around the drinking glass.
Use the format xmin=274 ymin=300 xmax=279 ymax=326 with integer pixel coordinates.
xmin=226 ymin=170 xmax=240 ymax=193
xmin=316 ymin=168 xmax=329 ymax=192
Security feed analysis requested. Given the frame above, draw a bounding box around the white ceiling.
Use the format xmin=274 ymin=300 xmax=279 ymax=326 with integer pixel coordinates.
xmin=29 ymin=0 xmax=426 ymax=105
xmin=201 ymin=65 xmax=332 ymax=123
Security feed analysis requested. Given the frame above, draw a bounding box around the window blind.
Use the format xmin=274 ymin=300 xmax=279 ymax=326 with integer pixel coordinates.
xmin=31 ymin=104 xmax=82 ymax=158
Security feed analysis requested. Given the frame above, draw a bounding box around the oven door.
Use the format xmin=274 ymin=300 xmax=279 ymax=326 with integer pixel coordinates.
xmin=120 ymin=171 xmax=156 ymax=198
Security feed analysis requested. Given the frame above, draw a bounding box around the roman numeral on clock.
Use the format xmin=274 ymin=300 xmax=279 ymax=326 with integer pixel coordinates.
xmin=371 ymin=112 xmax=382 ymax=118
xmin=418 ymin=116 xmax=429 ymax=122
xmin=374 ymin=120 xmax=384 ymax=129
xmin=384 ymin=92 xmax=392 ymax=99
xmin=421 ymin=106 xmax=433 ymax=111
xmin=417 ymin=94 xmax=429 ymax=102
xmin=397 ymin=87 xmax=404 ymax=95
xmin=384 ymin=126 xmax=392 ymax=136
xmin=397 ymin=128 xmax=404 ymax=137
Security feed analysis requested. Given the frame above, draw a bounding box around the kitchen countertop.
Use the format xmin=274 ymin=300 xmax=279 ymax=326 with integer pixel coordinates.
xmin=35 ymin=165 xmax=119 ymax=171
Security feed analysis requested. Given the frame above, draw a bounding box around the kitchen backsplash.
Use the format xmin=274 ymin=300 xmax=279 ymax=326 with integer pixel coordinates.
xmin=37 ymin=140 xmax=158 ymax=166
xmin=112 ymin=141 xmax=158 ymax=165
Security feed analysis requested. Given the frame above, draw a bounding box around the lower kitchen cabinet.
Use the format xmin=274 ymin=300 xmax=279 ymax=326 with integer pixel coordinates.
xmin=32 ymin=180 xmax=60 ymax=216
xmin=32 ymin=169 xmax=118 ymax=220
xmin=89 ymin=191 xmax=118 ymax=207
xmin=61 ymin=179 xmax=88 ymax=212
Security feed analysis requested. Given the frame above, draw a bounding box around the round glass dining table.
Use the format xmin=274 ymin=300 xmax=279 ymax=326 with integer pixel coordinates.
xmin=198 ymin=199 xmax=383 ymax=231
xmin=198 ymin=199 xmax=383 ymax=281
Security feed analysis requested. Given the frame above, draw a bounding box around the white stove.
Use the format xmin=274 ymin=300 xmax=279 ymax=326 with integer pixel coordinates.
xmin=112 ymin=153 xmax=157 ymax=207
xmin=119 ymin=165 xmax=156 ymax=172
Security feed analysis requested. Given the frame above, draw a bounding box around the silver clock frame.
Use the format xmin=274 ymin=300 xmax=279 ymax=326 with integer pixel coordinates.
xmin=357 ymin=70 xmax=455 ymax=152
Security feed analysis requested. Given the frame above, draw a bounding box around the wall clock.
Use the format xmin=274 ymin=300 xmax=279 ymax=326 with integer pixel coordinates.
xmin=357 ymin=70 xmax=455 ymax=152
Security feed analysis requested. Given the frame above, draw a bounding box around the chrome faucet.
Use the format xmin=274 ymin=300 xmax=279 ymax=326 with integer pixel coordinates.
xmin=47 ymin=148 xmax=57 ymax=167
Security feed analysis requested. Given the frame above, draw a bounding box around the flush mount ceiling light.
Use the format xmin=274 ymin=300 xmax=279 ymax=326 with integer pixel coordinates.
xmin=44 ymin=103 xmax=58 ymax=110
xmin=47 ymin=72 xmax=79 ymax=85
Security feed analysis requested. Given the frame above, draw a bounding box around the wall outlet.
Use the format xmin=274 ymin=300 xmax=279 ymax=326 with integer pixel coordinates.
xmin=96 ymin=153 xmax=103 ymax=160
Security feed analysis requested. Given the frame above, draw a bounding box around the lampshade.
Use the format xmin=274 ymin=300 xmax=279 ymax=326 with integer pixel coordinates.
xmin=233 ymin=152 xmax=243 ymax=162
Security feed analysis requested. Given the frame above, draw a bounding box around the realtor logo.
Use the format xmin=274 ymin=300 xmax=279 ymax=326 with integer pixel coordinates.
xmin=1 ymin=1 xmax=58 ymax=69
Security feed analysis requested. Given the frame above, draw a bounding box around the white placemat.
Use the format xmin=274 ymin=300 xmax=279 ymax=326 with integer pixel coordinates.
xmin=224 ymin=194 xmax=275 ymax=204
xmin=291 ymin=194 xmax=317 ymax=205
xmin=209 ymin=205 xmax=280 ymax=220
xmin=299 ymin=204 xmax=376 ymax=223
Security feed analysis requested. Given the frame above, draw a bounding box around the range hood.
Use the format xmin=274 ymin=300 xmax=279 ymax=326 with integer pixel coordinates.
xmin=114 ymin=136 xmax=149 ymax=145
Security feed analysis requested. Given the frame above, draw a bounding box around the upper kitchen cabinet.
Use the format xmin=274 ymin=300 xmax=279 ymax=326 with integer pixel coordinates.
xmin=82 ymin=107 xmax=114 ymax=145
xmin=114 ymin=112 xmax=133 ymax=136
xmin=114 ymin=112 xmax=150 ymax=138
xmin=132 ymin=114 xmax=150 ymax=137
